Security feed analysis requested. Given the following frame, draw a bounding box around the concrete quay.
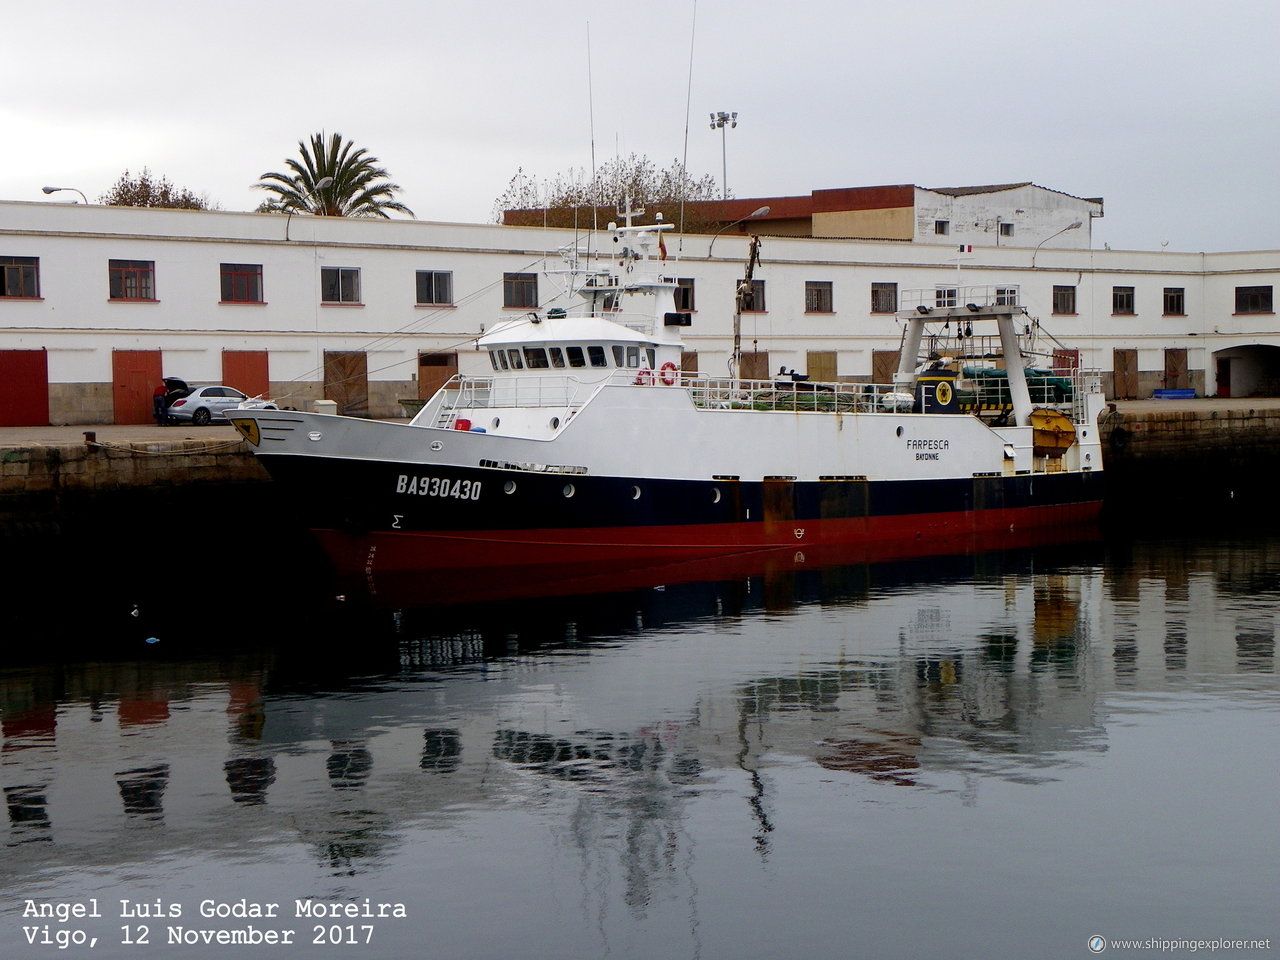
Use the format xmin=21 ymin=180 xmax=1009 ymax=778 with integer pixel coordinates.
xmin=1 ymin=400 xmax=1277 ymax=511
xmin=0 ymin=423 xmax=266 ymax=511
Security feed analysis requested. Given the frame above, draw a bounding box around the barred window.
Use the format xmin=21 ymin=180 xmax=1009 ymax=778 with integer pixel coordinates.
xmin=871 ymin=282 xmax=897 ymax=313
xmin=1163 ymin=287 xmax=1185 ymax=316
xmin=740 ymin=279 xmax=766 ymax=312
xmin=805 ymin=281 xmax=833 ymax=313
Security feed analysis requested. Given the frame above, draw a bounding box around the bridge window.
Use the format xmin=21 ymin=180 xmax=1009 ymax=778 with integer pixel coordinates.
xmin=506 ymin=349 xmax=524 ymax=369
xmin=548 ymin=347 xmax=566 ymax=368
xmin=566 ymin=346 xmax=586 ymax=368
xmin=587 ymin=345 xmax=608 ymax=367
xmin=523 ymin=347 xmax=549 ymax=369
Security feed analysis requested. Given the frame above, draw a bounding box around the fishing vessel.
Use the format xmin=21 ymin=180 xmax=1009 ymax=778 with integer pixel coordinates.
xmin=228 ymin=206 xmax=1104 ymax=577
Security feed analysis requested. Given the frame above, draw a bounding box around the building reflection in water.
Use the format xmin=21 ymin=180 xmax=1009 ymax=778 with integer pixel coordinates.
xmin=0 ymin=532 xmax=1276 ymax=907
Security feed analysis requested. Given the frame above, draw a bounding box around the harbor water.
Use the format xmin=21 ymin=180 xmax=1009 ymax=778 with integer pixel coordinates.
xmin=1 ymin=490 xmax=1276 ymax=959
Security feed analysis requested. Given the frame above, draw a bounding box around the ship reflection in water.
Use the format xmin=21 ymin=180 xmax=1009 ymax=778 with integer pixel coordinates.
xmin=1 ymin=506 xmax=1277 ymax=960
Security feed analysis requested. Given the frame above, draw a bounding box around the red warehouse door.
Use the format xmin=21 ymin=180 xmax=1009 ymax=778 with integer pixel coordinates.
xmin=223 ymin=350 xmax=270 ymax=399
xmin=0 ymin=349 xmax=50 ymax=426
xmin=112 ymin=350 xmax=163 ymax=424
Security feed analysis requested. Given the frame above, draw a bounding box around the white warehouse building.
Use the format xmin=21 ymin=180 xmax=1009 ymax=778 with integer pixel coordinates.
xmin=0 ymin=185 xmax=1277 ymax=426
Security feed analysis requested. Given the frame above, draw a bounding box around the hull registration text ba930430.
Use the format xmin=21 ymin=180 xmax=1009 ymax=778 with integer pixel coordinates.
xmin=395 ymin=475 xmax=482 ymax=500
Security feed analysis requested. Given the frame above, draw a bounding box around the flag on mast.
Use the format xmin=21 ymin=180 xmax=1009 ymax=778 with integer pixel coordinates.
xmin=958 ymin=244 xmax=973 ymax=253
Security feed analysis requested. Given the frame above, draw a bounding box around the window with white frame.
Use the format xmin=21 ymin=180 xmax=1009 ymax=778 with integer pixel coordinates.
xmin=322 ymin=266 xmax=361 ymax=303
xmin=416 ymin=270 xmax=453 ymax=305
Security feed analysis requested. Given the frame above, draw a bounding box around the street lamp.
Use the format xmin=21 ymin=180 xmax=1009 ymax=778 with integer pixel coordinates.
xmin=709 ymin=111 xmax=737 ymax=200
xmin=42 ymin=185 xmax=89 ymax=204
xmin=1031 ymin=220 xmax=1083 ymax=267
xmin=285 ymin=176 xmax=335 ymax=241
xmin=707 ymin=205 xmax=770 ymax=259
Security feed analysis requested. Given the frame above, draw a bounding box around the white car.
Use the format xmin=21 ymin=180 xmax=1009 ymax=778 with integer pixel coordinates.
xmin=166 ymin=386 xmax=276 ymax=425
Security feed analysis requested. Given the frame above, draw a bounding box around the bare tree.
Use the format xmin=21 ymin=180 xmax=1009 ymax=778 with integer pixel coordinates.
xmin=495 ymin=154 xmax=723 ymax=230
xmin=99 ymin=168 xmax=213 ymax=209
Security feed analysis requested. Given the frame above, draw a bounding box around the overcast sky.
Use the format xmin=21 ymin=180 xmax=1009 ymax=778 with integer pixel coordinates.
xmin=5 ymin=0 xmax=1277 ymax=253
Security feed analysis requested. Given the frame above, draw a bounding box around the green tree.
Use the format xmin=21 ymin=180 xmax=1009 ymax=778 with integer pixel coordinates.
xmin=99 ymin=168 xmax=212 ymax=209
xmin=254 ymin=132 xmax=414 ymax=218
xmin=494 ymin=154 xmax=723 ymax=231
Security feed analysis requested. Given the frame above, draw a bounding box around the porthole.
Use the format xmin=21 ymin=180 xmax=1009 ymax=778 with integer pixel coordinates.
xmin=895 ymin=426 xmax=904 ymax=437
xmin=712 ymin=488 xmax=722 ymax=504
xmin=430 ymin=440 xmax=443 ymax=451
xmin=492 ymin=417 xmax=501 ymax=429
xmin=563 ymin=483 xmax=576 ymax=498
xmin=504 ymin=480 xmax=517 ymax=495
xmin=631 ymin=485 xmax=642 ymax=500
xmin=307 ymin=431 xmax=323 ymax=442
xmin=550 ymin=417 xmax=561 ymax=429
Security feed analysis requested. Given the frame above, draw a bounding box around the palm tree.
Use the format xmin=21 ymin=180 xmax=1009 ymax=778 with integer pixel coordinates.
xmin=254 ymin=132 xmax=414 ymax=218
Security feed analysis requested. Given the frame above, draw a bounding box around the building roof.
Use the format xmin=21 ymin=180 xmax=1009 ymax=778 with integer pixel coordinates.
xmin=927 ymin=182 xmax=1104 ymax=206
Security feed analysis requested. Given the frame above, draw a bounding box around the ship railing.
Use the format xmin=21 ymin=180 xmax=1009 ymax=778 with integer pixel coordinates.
xmin=682 ymin=365 xmax=1105 ymax=419
xmin=687 ymin=377 xmax=910 ymax=413
xmin=899 ymin=284 xmax=1022 ymax=312
xmin=429 ymin=374 xmax=603 ymax=425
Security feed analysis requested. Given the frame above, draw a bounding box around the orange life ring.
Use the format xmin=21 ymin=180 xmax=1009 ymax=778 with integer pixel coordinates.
xmin=634 ymin=367 xmax=654 ymax=385
xmin=659 ymin=361 xmax=679 ymax=385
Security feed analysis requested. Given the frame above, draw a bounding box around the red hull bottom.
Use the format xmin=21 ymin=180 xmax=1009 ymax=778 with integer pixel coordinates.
xmin=315 ymin=501 xmax=1103 ymax=600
